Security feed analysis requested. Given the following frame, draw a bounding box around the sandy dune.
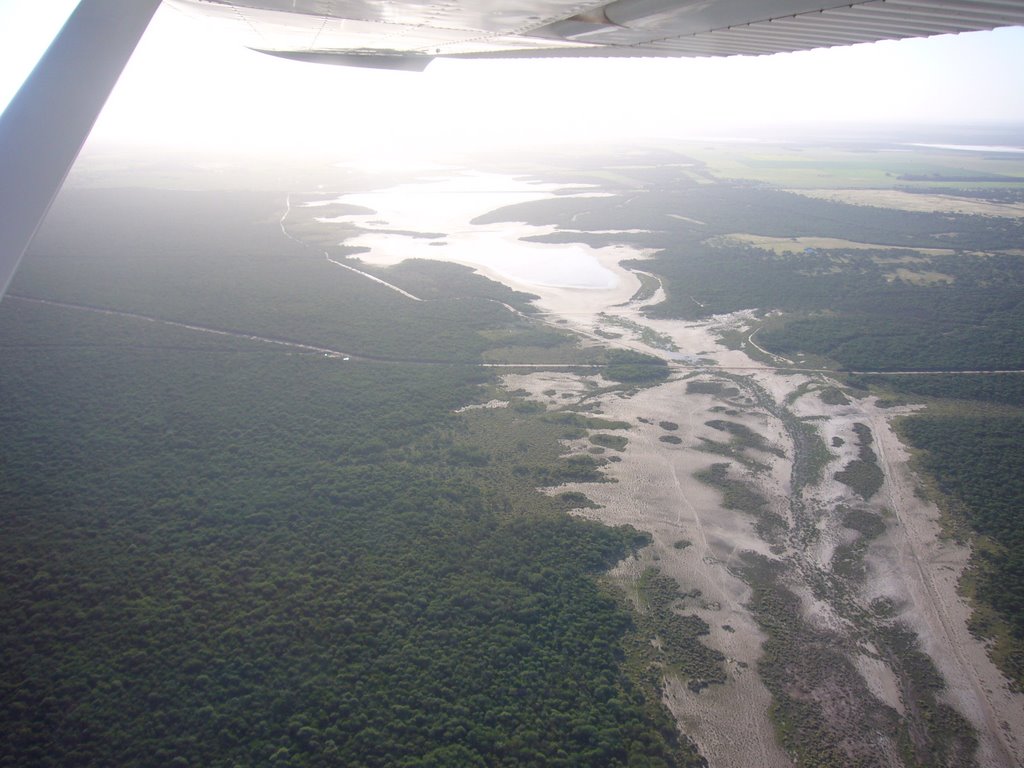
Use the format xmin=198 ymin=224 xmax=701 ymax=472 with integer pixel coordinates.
xmin=502 ymin=268 xmax=1024 ymax=767
xmin=307 ymin=169 xmax=1024 ymax=766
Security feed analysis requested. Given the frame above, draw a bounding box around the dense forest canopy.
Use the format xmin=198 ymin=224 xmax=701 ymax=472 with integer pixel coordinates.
xmin=0 ymin=187 xmax=702 ymax=767
xmin=6 ymin=142 xmax=1024 ymax=765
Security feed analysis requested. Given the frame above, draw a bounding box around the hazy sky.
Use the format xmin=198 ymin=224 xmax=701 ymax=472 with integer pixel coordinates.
xmin=2 ymin=1 xmax=1023 ymax=156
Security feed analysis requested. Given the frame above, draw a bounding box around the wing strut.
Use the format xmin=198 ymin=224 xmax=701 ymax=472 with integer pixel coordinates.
xmin=0 ymin=0 xmax=162 ymax=300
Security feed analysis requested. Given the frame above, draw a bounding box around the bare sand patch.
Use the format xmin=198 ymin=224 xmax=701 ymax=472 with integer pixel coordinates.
xmin=499 ymin=308 xmax=1024 ymax=766
xmin=611 ymin=310 xmax=1024 ymax=764
xmin=348 ymin=169 xmax=1024 ymax=766
xmin=855 ymin=652 xmax=906 ymax=715
xmin=885 ymin=267 xmax=955 ymax=285
xmin=787 ymin=188 xmax=1024 ymax=218
xmin=779 ymin=378 xmax=1024 ymax=765
xmin=864 ymin=404 xmax=1024 ymax=767
xmin=613 ymin=356 xmax=1021 ymax=766
xmin=714 ymin=233 xmax=955 ymax=255
xmin=545 ymin=374 xmax=792 ymax=768
xmin=454 ymin=399 xmax=509 ymax=412
xmin=501 ymin=370 xmax=609 ymax=403
xmin=668 ymin=213 xmax=707 ymax=226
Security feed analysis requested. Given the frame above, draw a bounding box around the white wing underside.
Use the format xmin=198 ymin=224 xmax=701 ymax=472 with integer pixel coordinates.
xmin=170 ymin=0 xmax=1024 ymax=69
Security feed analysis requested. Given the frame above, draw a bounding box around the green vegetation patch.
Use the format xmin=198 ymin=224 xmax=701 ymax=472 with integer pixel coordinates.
xmin=738 ymin=553 xmax=904 ymax=768
xmin=533 ymin=454 xmax=610 ymax=486
xmin=831 ymin=507 xmax=887 ymax=584
xmin=705 ymin=419 xmax=785 ymax=457
xmin=604 ymin=349 xmax=671 ymax=383
xmin=784 ymin=381 xmax=817 ymax=406
xmin=834 ymin=460 xmax=885 ymax=501
xmin=761 ymin=301 xmax=1024 ymax=373
xmin=695 ymin=463 xmax=785 ymax=540
xmin=543 ymin=412 xmax=632 ymax=431
xmin=787 ymin=417 xmax=828 ymax=491
xmin=842 ymin=507 xmax=886 ymax=539
xmin=633 ymin=569 xmax=725 ymax=692
xmin=367 ymin=258 xmax=539 ymax=309
xmin=0 ymin=333 xmax=671 ymax=766
xmin=686 ymin=381 xmax=740 ymax=398
xmin=480 ymin=323 xmax=591 ymax=365
xmin=16 ymin=188 xmax=543 ymax=365
xmin=555 ymin=491 xmax=601 ymax=510
xmin=694 ymin=438 xmax=771 ymax=473
xmin=819 ymin=386 xmax=851 ymax=406
xmin=628 ymin=271 xmax=661 ymax=303
xmin=876 ymin=625 xmax=978 ymax=767
xmin=0 ymin=330 xmax=683 ymax=768
xmin=599 ymin=314 xmax=677 ymax=352
xmin=834 ymin=423 xmax=884 ymax=500
xmin=589 ymin=433 xmax=629 ymax=452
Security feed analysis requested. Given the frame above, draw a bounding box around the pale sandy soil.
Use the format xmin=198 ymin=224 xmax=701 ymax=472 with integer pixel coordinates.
xmin=766 ymin=379 xmax=1024 ymax=765
xmin=454 ymin=399 xmax=509 ymax=412
xmin=786 ymin=384 xmax=1024 ymax=766
xmin=507 ymin=369 xmax=793 ymax=768
xmin=305 ymin=171 xmax=1024 ymax=766
xmin=786 ymin=188 xmax=1024 ymax=218
xmin=855 ymin=651 xmax=905 ymax=715
xmin=864 ymin=405 xmax=1024 ymax=767
xmin=715 ymin=232 xmax=956 ymax=255
xmin=501 ymin=274 xmax=1024 ymax=766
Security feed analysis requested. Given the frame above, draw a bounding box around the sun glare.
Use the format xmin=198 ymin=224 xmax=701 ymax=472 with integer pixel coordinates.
xmin=2 ymin=2 xmax=1023 ymax=155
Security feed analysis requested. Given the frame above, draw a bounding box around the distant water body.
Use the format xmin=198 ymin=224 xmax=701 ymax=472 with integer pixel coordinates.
xmin=310 ymin=172 xmax=627 ymax=291
xmin=908 ymin=143 xmax=1024 ymax=153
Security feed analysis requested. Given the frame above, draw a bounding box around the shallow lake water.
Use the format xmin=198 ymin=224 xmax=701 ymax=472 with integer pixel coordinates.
xmin=310 ymin=172 xmax=640 ymax=292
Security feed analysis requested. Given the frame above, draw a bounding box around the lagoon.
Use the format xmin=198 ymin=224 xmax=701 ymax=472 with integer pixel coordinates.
xmin=310 ymin=172 xmax=638 ymax=294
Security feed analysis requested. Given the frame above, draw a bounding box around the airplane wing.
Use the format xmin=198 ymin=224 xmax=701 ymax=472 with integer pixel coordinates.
xmin=0 ymin=0 xmax=162 ymax=299
xmin=2 ymin=0 xmax=1024 ymax=301
xmin=169 ymin=0 xmax=1024 ymax=69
